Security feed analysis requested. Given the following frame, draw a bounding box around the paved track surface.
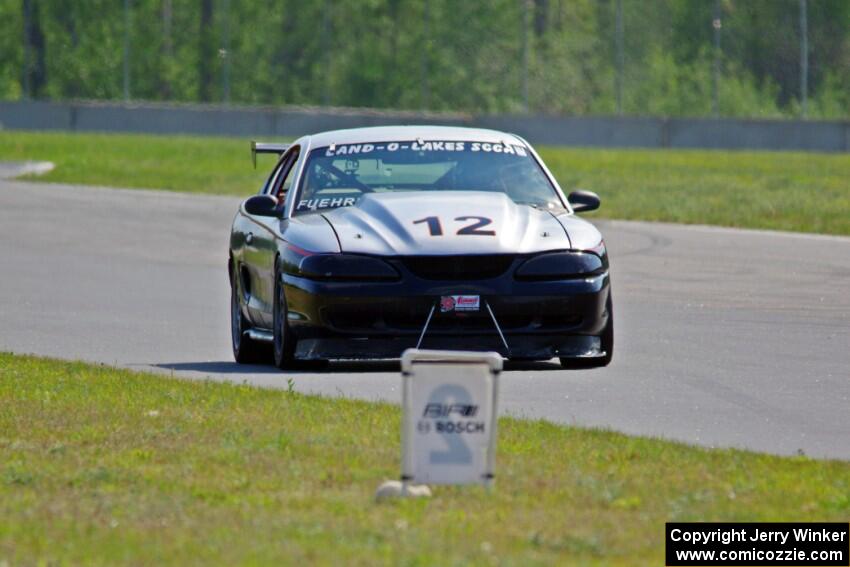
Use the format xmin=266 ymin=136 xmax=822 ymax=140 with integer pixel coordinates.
xmin=2 ymin=178 xmax=848 ymax=459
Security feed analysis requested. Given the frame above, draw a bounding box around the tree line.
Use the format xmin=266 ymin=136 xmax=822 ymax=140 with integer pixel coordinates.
xmin=3 ymin=0 xmax=849 ymax=118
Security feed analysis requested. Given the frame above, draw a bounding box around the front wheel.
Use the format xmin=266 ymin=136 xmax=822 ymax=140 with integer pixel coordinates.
xmin=560 ymin=293 xmax=613 ymax=369
xmin=231 ymin=263 xmax=268 ymax=364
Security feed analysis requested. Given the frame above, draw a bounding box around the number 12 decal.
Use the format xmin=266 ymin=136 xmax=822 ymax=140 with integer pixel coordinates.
xmin=413 ymin=216 xmax=495 ymax=236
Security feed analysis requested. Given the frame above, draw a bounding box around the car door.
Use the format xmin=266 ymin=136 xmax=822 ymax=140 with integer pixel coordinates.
xmin=231 ymin=158 xmax=281 ymax=326
xmin=242 ymin=146 xmax=301 ymax=327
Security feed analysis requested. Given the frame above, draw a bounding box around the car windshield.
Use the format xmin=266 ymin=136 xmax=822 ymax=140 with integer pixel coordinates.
xmin=293 ymin=140 xmax=562 ymax=215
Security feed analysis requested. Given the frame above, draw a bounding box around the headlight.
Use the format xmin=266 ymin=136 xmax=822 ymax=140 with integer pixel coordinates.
xmin=283 ymin=246 xmax=399 ymax=281
xmin=515 ymin=251 xmax=605 ymax=280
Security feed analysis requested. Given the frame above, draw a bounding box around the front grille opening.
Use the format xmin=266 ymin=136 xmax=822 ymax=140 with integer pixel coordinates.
xmin=325 ymin=306 xmax=540 ymax=333
xmin=539 ymin=314 xmax=583 ymax=329
xmin=401 ymin=255 xmax=515 ymax=280
xmin=431 ymin=312 xmax=534 ymax=331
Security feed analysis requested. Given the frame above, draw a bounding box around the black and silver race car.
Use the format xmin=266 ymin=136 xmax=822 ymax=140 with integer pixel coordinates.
xmin=229 ymin=126 xmax=613 ymax=368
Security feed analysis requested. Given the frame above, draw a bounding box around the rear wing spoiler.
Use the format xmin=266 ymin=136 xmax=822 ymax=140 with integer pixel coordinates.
xmin=251 ymin=141 xmax=290 ymax=168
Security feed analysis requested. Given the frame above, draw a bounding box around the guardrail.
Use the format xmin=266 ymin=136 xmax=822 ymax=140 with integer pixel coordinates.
xmin=2 ymin=100 xmax=848 ymax=152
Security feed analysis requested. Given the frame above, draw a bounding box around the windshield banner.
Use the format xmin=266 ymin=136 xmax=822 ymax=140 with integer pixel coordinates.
xmin=324 ymin=141 xmax=528 ymax=157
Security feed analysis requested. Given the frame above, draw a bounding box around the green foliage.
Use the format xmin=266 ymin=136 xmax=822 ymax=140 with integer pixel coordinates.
xmin=0 ymin=1 xmax=22 ymax=99
xmin=809 ymin=72 xmax=850 ymax=118
xmin=620 ymin=47 xmax=784 ymax=118
xmin=1 ymin=353 xmax=848 ymax=564
xmin=4 ymin=0 xmax=850 ymax=118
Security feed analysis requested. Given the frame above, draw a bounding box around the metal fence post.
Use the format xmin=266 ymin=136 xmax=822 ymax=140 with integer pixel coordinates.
xmin=123 ymin=0 xmax=131 ymax=101
xmin=322 ymin=0 xmax=331 ymax=106
xmin=615 ymin=0 xmax=623 ymax=115
xmin=800 ymin=0 xmax=808 ymax=118
xmin=421 ymin=0 xmax=430 ymax=110
xmin=221 ymin=0 xmax=231 ymax=103
xmin=521 ymin=0 xmax=529 ymax=113
xmin=21 ymin=0 xmax=31 ymax=99
xmin=712 ymin=0 xmax=721 ymax=118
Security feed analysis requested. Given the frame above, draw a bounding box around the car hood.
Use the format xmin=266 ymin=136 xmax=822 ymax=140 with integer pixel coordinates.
xmin=320 ymin=191 xmax=572 ymax=256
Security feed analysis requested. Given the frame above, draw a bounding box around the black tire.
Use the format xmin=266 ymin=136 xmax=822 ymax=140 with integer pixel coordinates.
xmin=560 ymin=292 xmax=613 ymax=369
xmin=273 ymin=260 xmax=297 ymax=369
xmin=231 ymin=262 xmax=268 ymax=364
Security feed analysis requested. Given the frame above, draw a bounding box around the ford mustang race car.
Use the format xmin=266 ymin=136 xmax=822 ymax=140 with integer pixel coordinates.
xmin=229 ymin=126 xmax=613 ymax=369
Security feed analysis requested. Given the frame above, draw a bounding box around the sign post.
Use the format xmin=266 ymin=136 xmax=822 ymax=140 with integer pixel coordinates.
xmin=376 ymin=349 xmax=502 ymax=500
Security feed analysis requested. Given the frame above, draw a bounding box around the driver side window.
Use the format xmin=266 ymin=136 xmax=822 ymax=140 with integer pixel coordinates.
xmin=275 ymin=148 xmax=301 ymax=199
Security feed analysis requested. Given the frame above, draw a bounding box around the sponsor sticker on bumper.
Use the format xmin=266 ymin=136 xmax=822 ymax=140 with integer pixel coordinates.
xmin=441 ymin=295 xmax=480 ymax=312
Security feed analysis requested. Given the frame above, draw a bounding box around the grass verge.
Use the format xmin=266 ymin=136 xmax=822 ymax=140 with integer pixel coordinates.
xmin=2 ymin=130 xmax=850 ymax=235
xmin=1 ymin=353 xmax=848 ymax=565
xmin=0 ymin=130 xmax=270 ymax=195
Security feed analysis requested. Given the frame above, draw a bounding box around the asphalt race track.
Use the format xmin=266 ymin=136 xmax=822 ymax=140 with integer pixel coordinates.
xmin=2 ymin=177 xmax=849 ymax=459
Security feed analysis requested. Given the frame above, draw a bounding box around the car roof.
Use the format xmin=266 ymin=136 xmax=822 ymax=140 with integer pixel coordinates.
xmin=305 ymin=125 xmax=526 ymax=148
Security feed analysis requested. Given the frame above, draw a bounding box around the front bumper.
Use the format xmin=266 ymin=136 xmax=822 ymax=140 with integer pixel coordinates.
xmin=282 ymin=268 xmax=611 ymax=360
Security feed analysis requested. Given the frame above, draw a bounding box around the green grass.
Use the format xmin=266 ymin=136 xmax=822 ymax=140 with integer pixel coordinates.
xmin=1 ymin=354 xmax=848 ymax=565
xmin=0 ymin=130 xmax=271 ymax=195
xmin=2 ymin=130 xmax=850 ymax=235
xmin=540 ymin=147 xmax=850 ymax=236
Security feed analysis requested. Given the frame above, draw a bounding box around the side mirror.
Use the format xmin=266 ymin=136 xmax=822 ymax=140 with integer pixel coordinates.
xmin=243 ymin=194 xmax=280 ymax=217
xmin=568 ymin=190 xmax=601 ymax=213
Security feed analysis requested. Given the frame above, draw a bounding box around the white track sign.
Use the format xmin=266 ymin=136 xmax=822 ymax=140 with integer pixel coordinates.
xmin=400 ymin=349 xmax=502 ymax=486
